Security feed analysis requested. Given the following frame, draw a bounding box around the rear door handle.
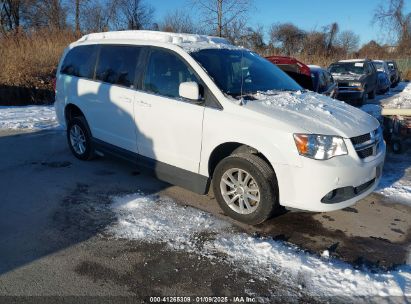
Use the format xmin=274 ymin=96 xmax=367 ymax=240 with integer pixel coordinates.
xmin=135 ymin=100 xmax=152 ymax=107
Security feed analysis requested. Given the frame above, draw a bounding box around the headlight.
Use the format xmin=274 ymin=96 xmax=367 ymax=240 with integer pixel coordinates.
xmin=348 ymin=82 xmax=362 ymax=87
xmin=293 ymin=134 xmax=348 ymax=160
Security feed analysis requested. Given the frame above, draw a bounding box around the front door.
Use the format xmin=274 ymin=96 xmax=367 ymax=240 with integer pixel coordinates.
xmin=133 ymin=48 xmax=204 ymax=173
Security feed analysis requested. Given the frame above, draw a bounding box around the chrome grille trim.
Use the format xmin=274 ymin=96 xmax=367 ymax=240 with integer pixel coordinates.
xmin=350 ymin=128 xmax=382 ymax=159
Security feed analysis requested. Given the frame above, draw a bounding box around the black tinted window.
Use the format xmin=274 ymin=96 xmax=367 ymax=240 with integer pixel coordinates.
xmin=143 ymin=49 xmax=199 ymax=98
xmin=191 ymin=49 xmax=301 ymax=97
xmin=60 ymin=45 xmax=98 ymax=79
xmin=96 ymin=45 xmax=140 ymax=88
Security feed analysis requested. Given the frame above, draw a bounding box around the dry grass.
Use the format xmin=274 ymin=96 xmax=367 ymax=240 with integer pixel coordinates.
xmin=0 ymin=30 xmax=410 ymax=92
xmin=0 ymin=30 xmax=78 ymax=90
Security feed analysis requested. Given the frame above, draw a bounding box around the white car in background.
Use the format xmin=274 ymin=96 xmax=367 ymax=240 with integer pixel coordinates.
xmin=55 ymin=31 xmax=385 ymax=224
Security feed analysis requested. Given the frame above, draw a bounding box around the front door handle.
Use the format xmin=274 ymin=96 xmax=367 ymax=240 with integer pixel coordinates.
xmin=119 ymin=96 xmax=132 ymax=103
xmin=135 ymin=100 xmax=152 ymax=107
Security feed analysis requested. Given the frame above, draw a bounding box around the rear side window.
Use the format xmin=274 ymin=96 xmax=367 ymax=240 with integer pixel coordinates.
xmin=96 ymin=45 xmax=141 ymax=88
xmin=60 ymin=45 xmax=98 ymax=79
xmin=143 ymin=49 xmax=199 ymax=98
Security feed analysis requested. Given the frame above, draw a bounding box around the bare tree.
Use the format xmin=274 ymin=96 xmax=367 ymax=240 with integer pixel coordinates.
xmin=0 ymin=0 xmax=22 ymax=34
xmin=116 ymin=0 xmax=154 ymax=30
xmin=191 ymin=0 xmax=252 ymax=37
xmin=373 ymin=0 xmax=411 ymax=54
xmin=269 ymin=23 xmax=306 ymax=56
xmin=323 ymin=22 xmax=339 ymax=53
xmin=302 ymin=31 xmax=327 ymax=56
xmin=358 ymin=40 xmax=388 ymax=58
xmin=23 ymin=0 xmax=67 ymax=29
xmin=337 ymin=30 xmax=360 ymax=54
xmin=160 ymin=9 xmax=197 ymax=33
xmin=80 ymin=0 xmax=119 ymax=32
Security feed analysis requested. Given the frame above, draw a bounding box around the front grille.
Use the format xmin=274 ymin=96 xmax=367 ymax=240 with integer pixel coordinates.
xmin=350 ymin=128 xmax=381 ymax=159
xmin=338 ymin=82 xmax=349 ymax=87
xmin=351 ymin=133 xmax=371 ymax=146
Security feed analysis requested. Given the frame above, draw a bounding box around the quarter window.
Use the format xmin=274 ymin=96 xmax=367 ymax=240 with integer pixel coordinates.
xmin=60 ymin=45 xmax=98 ymax=79
xmin=96 ymin=45 xmax=141 ymax=88
xmin=143 ymin=49 xmax=200 ymax=99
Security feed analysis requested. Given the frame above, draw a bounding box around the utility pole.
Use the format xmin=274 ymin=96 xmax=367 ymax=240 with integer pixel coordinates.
xmin=75 ymin=0 xmax=80 ymax=34
xmin=217 ymin=0 xmax=222 ymax=37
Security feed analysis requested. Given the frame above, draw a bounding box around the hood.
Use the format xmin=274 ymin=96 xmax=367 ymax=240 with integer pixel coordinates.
xmin=332 ymin=73 xmax=365 ymax=82
xmin=242 ymin=91 xmax=379 ymax=138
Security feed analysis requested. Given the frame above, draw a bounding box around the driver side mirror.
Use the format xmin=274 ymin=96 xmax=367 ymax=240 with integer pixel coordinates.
xmin=179 ymin=82 xmax=200 ymax=101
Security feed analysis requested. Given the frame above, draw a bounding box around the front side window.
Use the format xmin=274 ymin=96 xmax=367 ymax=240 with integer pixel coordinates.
xmin=96 ymin=45 xmax=141 ymax=88
xmin=191 ymin=49 xmax=301 ymax=98
xmin=60 ymin=45 xmax=98 ymax=79
xmin=143 ymin=49 xmax=199 ymax=99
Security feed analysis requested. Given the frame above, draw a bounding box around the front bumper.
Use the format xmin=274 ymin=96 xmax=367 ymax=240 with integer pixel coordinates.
xmin=278 ymin=140 xmax=386 ymax=212
xmin=336 ymin=90 xmax=364 ymax=101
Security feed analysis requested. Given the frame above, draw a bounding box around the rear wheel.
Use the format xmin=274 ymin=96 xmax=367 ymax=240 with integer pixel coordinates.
xmin=67 ymin=116 xmax=95 ymax=160
xmin=212 ymin=153 xmax=280 ymax=225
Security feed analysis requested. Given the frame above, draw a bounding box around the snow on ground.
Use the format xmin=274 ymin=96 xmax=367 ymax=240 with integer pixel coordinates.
xmin=0 ymin=105 xmax=59 ymax=130
xmin=377 ymin=152 xmax=411 ymax=205
xmin=108 ymin=192 xmax=411 ymax=299
xmin=382 ymin=82 xmax=411 ymax=109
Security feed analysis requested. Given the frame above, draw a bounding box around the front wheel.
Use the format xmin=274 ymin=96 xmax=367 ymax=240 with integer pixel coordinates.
xmin=67 ymin=117 xmax=95 ymax=160
xmin=212 ymin=153 xmax=280 ymax=225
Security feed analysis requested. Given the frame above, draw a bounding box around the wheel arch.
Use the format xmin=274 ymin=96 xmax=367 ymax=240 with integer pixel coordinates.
xmin=208 ymin=142 xmax=274 ymax=178
xmin=65 ymin=103 xmax=85 ymax=124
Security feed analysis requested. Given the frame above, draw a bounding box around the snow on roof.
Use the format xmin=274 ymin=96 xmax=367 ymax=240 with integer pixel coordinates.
xmin=338 ymin=59 xmax=367 ymax=63
xmin=77 ymin=30 xmax=240 ymax=53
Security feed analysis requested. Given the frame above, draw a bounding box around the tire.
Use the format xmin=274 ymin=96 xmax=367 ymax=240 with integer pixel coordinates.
xmin=67 ymin=116 xmax=95 ymax=160
xmin=368 ymin=87 xmax=376 ymax=99
xmin=212 ymin=153 xmax=280 ymax=225
xmin=391 ymin=140 xmax=402 ymax=154
xmin=357 ymin=92 xmax=367 ymax=106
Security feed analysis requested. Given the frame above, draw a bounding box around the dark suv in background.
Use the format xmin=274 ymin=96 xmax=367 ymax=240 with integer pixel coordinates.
xmin=387 ymin=60 xmax=401 ymax=87
xmin=328 ymin=59 xmax=378 ymax=106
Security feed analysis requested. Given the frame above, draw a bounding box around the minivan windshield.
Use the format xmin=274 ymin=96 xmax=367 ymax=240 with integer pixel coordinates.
xmin=329 ymin=62 xmax=365 ymax=75
xmin=190 ymin=49 xmax=301 ymax=98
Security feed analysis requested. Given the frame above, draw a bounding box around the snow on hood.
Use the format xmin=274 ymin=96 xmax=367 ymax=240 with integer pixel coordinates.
xmin=243 ymin=90 xmax=379 ymax=138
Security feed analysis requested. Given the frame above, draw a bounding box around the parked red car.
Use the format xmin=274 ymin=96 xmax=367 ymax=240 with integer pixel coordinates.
xmin=265 ymin=56 xmax=338 ymax=99
xmin=265 ymin=56 xmax=313 ymax=91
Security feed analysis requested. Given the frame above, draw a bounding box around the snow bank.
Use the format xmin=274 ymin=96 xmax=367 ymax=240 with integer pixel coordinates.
xmin=108 ymin=192 xmax=411 ymax=299
xmin=383 ymin=82 xmax=411 ymax=109
xmin=0 ymin=105 xmax=59 ymax=130
xmin=377 ymin=153 xmax=411 ymax=205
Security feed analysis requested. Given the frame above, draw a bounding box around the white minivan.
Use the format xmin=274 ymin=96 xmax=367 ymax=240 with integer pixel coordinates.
xmin=55 ymin=31 xmax=385 ymax=224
